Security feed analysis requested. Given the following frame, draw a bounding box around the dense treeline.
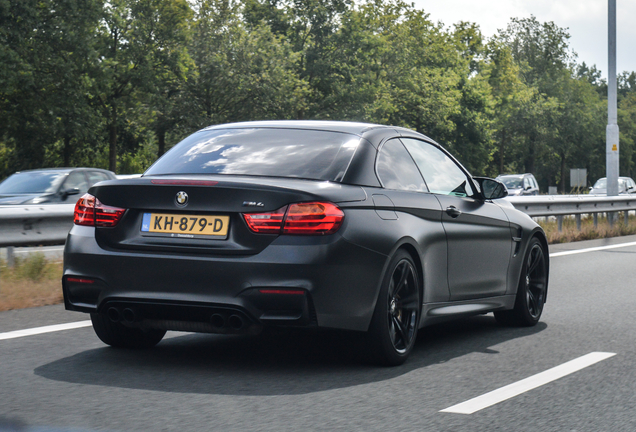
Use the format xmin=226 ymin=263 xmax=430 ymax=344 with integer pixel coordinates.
xmin=2 ymin=0 xmax=636 ymax=192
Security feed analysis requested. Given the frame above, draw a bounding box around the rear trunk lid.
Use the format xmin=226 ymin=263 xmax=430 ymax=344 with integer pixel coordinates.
xmin=90 ymin=175 xmax=367 ymax=255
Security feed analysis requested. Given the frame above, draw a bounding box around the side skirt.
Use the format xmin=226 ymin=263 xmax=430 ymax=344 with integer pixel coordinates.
xmin=419 ymin=295 xmax=516 ymax=328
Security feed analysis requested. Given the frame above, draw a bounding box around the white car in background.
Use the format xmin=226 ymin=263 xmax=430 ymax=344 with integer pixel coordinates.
xmin=589 ymin=177 xmax=636 ymax=195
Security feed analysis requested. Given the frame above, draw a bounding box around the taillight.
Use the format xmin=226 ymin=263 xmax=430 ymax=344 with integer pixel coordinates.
xmin=243 ymin=202 xmax=344 ymax=235
xmin=243 ymin=206 xmax=288 ymax=234
xmin=74 ymin=193 xmax=126 ymax=227
xmin=74 ymin=194 xmax=95 ymax=226
xmin=283 ymin=202 xmax=344 ymax=235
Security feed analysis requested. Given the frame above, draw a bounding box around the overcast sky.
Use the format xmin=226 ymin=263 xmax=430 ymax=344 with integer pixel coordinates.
xmin=412 ymin=0 xmax=636 ymax=78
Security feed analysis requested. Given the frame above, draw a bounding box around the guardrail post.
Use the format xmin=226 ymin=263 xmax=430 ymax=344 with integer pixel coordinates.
xmin=594 ymin=213 xmax=598 ymax=228
xmin=6 ymin=246 xmax=15 ymax=268
xmin=625 ymin=210 xmax=630 ymax=226
xmin=576 ymin=214 xmax=582 ymax=231
xmin=608 ymin=212 xmax=615 ymax=227
xmin=557 ymin=216 xmax=563 ymax=232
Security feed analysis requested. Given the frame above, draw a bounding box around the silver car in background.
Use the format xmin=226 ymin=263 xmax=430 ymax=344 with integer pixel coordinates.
xmin=496 ymin=173 xmax=540 ymax=196
xmin=589 ymin=177 xmax=636 ymax=195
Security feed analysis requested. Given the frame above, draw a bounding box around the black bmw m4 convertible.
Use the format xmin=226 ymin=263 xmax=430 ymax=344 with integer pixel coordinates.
xmin=63 ymin=121 xmax=549 ymax=365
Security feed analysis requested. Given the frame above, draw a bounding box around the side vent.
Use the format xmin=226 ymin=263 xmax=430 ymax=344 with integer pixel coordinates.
xmin=512 ymin=227 xmax=523 ymax=257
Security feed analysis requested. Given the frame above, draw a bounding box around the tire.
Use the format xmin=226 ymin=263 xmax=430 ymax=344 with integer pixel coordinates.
xmin=366 ymin=250 xmax=421 ymax=366
xmin=494 ymin=237 xmax=548 ymax=327
xmin=90 ymin=313 xmax=166 ymax=349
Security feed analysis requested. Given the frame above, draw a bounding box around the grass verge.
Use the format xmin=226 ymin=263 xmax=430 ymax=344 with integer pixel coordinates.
xmin=538 ymin=214 xmax=636 ymax=244
xmin=0 ymin=253 xmax=63 ymax=312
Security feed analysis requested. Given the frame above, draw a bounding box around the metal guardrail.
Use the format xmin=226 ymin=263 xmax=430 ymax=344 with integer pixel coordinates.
xmin=0 ymin=195 xmax=633 ymax=251
xmin=506 ymin=194 xmax=635 ymax=230
xmin=506 ymin=194 xmax=636 ymax=217
xmin=0 ymin=204 xmax=74 ymax=248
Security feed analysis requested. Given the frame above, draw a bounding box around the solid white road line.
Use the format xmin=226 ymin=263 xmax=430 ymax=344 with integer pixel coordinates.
xmin=550 ymin=241 xmax=636 ymax=257
xmin=440 ymin=352 xmax=616 ymax=415
xmin=0 ymin=320 xmax=92 ymax=341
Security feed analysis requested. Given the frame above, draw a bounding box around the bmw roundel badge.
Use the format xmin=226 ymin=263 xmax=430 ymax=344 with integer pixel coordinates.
xmin=175 ymin=191 xmax=188 ymax=207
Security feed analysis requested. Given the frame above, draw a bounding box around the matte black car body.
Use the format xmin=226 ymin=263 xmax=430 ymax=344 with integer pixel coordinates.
xmin=63 ymin=121 xmax=549 ymax=364
xmin=0 ymin=168 xmax=116 ymax=205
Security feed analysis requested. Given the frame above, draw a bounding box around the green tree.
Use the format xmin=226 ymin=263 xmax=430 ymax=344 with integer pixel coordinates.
xmin=89 ymin=0 xmax=192 ymax=172
xmin=183 ymin=0 xmax=304 ymax=129
xmin=0 ymin=0 xmax=102 ymax=175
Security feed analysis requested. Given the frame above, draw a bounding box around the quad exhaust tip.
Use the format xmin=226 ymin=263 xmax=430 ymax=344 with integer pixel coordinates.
xmin=108 ymin=307 xmax=137 ymax=324
xmin=228 ymin=314 xmax=244 ymax=330
xmin=107 ymin=307 xmax=120 ymax=323
xmin=210 ymin=313 xmax=244 ymax=330
xmin=122 ymin=308 xmax=136 ymax=324
xmin=210 ymin=314 xmax=225 ymax=329
xmin=108 ymin=307 xmax=246 ymax=330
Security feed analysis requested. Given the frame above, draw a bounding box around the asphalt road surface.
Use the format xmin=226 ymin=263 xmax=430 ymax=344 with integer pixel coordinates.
xmin=2 ymin=235 xmax=636 ymax=431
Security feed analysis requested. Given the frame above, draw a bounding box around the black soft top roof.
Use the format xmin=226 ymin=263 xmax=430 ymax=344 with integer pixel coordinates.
xmin=202 ymin=120 xmax=393 ymax=136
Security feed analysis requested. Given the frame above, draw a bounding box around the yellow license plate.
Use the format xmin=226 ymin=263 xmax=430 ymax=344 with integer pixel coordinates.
xmin=141 ymin=213 xmax=229 ymax=238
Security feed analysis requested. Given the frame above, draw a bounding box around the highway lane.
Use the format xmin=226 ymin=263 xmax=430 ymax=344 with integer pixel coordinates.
xmin=1 ymin=236 xmax=636 ymax=431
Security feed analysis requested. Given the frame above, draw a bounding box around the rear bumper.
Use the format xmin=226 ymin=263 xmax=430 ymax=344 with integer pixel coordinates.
xmin=63 ymin=225 xmax=388 ymax=332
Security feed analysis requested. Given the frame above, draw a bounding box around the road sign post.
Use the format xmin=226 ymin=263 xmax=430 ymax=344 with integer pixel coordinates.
xmin=607 ymin=0 xmax=619 ymax=199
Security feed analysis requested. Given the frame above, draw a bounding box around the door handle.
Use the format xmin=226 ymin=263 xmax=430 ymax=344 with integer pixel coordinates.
xmin=446 ymin=206 xmax=462 ymax=218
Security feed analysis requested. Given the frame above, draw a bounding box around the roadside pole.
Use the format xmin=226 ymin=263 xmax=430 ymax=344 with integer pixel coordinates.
xmin=606 ymin=0 xmax=619 ymax=226
xmin=607 ymin=0 xmax=619 ymax=200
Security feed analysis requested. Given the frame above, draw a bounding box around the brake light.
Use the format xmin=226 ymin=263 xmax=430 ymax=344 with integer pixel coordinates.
xmin=150 ymin=180 xmax=218 ymax=186
xmin=243 ymin=206 xmax=288 ymax=234
xmin=74 ymin=193 xmax=126 ymax=227
xmin=243 ymin=202 xmax=344 ymax=235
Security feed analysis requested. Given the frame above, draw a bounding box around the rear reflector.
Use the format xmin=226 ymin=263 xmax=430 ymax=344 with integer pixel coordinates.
xmin=258 ymin=289 xmax=305 ymax=295
xmin=66 ymin=277 xmax=95 ymax=284
xmin=243 ymin=202 xmax=344 ymax=235
xmin=74 ymin=193 xmax=126 ymax=227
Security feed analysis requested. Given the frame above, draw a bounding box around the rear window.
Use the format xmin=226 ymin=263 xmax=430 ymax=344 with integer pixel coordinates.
xmin=145 ymin=128 xmax=360 ymax=182
xmin=499 ymin=176 xmax=523 ymax=189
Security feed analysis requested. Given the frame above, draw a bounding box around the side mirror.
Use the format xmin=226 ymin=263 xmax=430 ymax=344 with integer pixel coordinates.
xmin=474 ymin=177 xmax=508 ymax=200
xmin=60 ymin=188 xmax=80 ymax=199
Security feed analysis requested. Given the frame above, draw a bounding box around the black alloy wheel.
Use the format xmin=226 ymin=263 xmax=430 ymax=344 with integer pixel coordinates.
xmin=495 ymin=237 xmax=548 ymax=326
xmin=367 ymin=250 xmax=420 ymax=366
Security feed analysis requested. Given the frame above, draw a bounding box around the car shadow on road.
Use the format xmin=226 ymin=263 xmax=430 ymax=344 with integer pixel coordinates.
xmin=34 ymin=315 xmax=547 ymax=396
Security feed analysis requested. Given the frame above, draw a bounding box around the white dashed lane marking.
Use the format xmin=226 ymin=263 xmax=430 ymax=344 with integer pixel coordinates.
xmin=0 ymin=321 xmax=92 ymax=341
xmin=550 ymin=241 xmax=636 ymax=257
xmin=440 ymin=352 xmax=617 ymax=414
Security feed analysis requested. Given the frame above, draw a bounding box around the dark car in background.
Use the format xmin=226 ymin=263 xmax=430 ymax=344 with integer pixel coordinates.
xmin=589 ymin=177 xmax=636 ymax=195
xmin=496 ymin=173 xmax=540 ymax=196
xmin=0 ymin=168 xmax=116 ymax=205
xmin=63 ymin=121 xmax=549 ymax=365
